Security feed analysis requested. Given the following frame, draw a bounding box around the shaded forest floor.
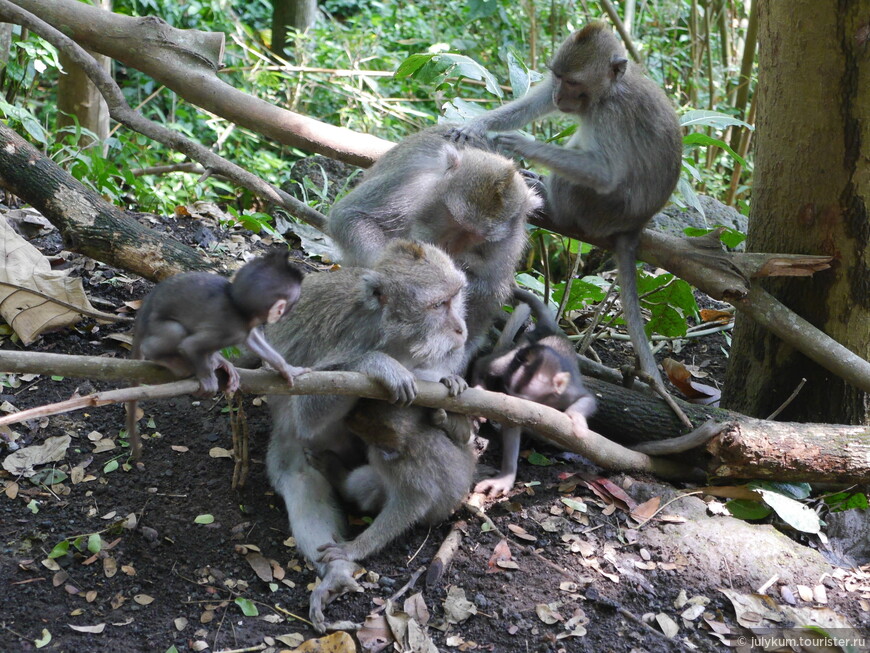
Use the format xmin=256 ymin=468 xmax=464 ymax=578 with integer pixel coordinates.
xmin=1 ymin=209 xmax=868 ymax=653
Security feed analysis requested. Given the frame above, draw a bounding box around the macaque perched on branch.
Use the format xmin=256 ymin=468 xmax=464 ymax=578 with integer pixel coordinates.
xmin=126 ymin=250 xmax=306 ymax=460
xmin=265 ymin=239 xmax=470 ymax=631
xmin=328 ymin=124 xmax=542 ymax=356
xmin=449 ymin=22 xmax=682 ymax=393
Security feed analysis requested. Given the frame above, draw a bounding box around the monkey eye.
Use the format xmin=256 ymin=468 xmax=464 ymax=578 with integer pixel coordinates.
xmin=431 ymin=300 xmax=447 ymax=310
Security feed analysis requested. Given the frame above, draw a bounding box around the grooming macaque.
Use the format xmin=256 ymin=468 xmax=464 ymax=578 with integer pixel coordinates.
xmin=265 ymin=240 xmax=468 ymax=631
xmin=126 ymin=251 xmax=306 ymax=460
xmin=471 ymin=288 xmax=597 ymax=496
xmin=450 ymin=22 xmax=682 ymax=392
xmin=329 ymin=124 xmax=542 ymax=354
xmin=310 ymin=399 xmax=474 ymax=565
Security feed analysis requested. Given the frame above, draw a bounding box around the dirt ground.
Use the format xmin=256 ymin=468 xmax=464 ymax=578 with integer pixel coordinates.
xmin=1 ymin=212 xmax=868 ymax=653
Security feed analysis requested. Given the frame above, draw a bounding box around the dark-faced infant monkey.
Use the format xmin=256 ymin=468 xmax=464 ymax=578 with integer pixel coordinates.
xmin=311 ymin=399 xmax=475 ymax=565
xmin=126 ymin=250 xmax=306 ymax=460
xmin=265 ymin=239 xmax=468 ymax=631
xmin=450 ymin=22 xmax=682 ymax=392
xmin=328 ymin=123 xmax=542 ymax=356
xmin=472 ymin=288 xmax=597 ymax=497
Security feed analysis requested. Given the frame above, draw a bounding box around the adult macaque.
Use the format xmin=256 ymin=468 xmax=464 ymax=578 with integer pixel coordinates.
xmin=472 ymin=288 xmax=597 ymax=497
xmin=450 ymin=22 xmax=682 ymax=392
xmin=329 ymin=124 xmax=542 ymax=354
xmin=126 ymin=251 xmax=306 ymax=460
xmin=311 ymin=399 xmax=475 ymax=565
xmin=265 ymin=240 xmax=468 ymax=631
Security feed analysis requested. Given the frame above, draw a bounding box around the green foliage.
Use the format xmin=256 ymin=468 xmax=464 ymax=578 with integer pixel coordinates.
xmin=823 ymin=491 xmax=869 ymax=513
xmin=726 ymin=482 xmax=823 ymax=534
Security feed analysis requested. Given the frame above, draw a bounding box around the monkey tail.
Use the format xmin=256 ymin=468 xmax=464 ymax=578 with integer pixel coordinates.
xmin=513 ymin=287 xmax=559 ymax=337
xmin=614 ymin=233 xmax=666 ymax=390
xmin=494 ymin=300 xmax=531 ymax=353
xmin=125 ymin=398 xmax=141 ymax=461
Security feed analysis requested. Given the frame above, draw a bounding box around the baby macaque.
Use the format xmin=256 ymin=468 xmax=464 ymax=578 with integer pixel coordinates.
xmin=449 ymin=22 xmax=682 ymax=393
xmin=471 ymin=288 xmax=596 ymax=496
xmin=126 ymin=250 xmax=306 ymax=459
xmin=313 ymin=399 xmax=475 ymax=564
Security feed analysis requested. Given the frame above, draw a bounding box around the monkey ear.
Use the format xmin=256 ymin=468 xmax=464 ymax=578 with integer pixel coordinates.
xmin=444 ymin=144 xmax=463 ymax=172
xmin=361 ymin=271 xmax=388 ymax=309
xmin=611 ymin=56 xmax=628 ymax=81
xmin=553 ymin=371 xmax=571 ymax=395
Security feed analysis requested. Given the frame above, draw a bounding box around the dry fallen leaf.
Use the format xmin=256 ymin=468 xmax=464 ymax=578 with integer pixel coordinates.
xmin=2 ymin=435 xmax=71 ymax=477
xmin=662 ymin=358 xmax=721 ymax=405
xmin=487 ymin=539 xmax=513 ymax=573
xmin=68 ymin=623 xmax=105 ymax=634
xmin=443 ymin=586 xmax=477 ymax=624
xmin=246 ymin=551 xmax=274 ymax=583
xmin=290 ymin=630 xmax=356 ymax=652
xmin=133 ymin=594 xmax=154 ymax=606
xmin=535 ymin=603 xmax=564 ymax=625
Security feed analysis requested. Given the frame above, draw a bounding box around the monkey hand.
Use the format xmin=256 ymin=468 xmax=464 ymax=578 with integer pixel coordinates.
xmin=195 ymin=373 xmax=220 ymax=397
xmin=277 ymin=363 xmax=311 ymax=387
xmin=494 ymin=131 xmax=536 ymax=158
xmin=376 ymin=367 xmax=418 ymax=405
xmin=309 ymin=558 xmax=363 ymax=633
xmin=439 ymin=374 xmax=468 ymax=397
xmin=445 ymin=121 xmax=486 ymax=144
xmin=474 ymin=472 xmax=517 ymax=498
xmin=212 ymin=356 xmax=241 ymax=394
xmin=568 ymin=411 xmax=590 ymax=437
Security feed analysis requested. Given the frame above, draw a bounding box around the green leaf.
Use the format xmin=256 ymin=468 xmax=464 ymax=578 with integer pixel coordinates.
xmin=395 ymin=53 xmax=434 ymax=78
xmin=436 ymin=53 xmax=502 ymax=97
xmin=645 ymin=304 xmax=688 ymax=338
xmin=526 ymin=451 xmax=553 ymax=467
xmin=682 ymin=226 xmax=747 ymax=249
xmin=48 ymin=540 xmax=70 ymax=559
xmin=87 ymin=533 xmax=103 ymax=554
xmin=755 ymin=489 xmax=821 ymax=534
xmin=683 ymin=132 xmax=747 ymax=167
xmin=824 ymin=492 xmax=869 ymax=513
xmin=750 ymin=481 xmax=811 ymax=501
xmin=680 ymin=109 xmax=752 ymax=131
xmin=30 ymin=468 xmax=68 ymax=486
xmin=103 ymin=460 xmax=119 ymax=474
xmin=234 ymin=597 xmax=259 ymax=617
xmin=165 ymin=646 xmax=180 ymax=653
xmin=194 ymin=514 xmax=215 ymax=524
xmin=506 ymin=50 xmax=531 ymax=99
xmin=26 ymin=499 xmax=39 ymax=514
xmin=561 ymin=498 xmax=587 ymax=512
xmin=725 ymin=499 xmax=772 ymax=521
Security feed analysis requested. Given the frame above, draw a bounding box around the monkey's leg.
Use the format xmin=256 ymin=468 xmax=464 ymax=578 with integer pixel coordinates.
xmin=266 ymin=433 xmax=361 ymax=631
xmin=474 ymin=424 xmax=520 ymax=497
xmin=318 ymin=489 xmax=430 ymax=563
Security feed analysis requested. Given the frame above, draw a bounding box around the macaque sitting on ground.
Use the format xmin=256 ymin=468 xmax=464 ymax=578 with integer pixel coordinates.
xmin=311 ymin=399 xmax=475 ymax=564
xmin=449 ymin=22 xmax=682 ymax=393
xmin=328 ymin=124 xmax=542 ymax=356
xmin=126 ymin=250 xmax=306 ymax=460
xmin=265 ymin=240 xmax=469 ymax=631
xmin=471 ymin=288 xmax=597 ymax=497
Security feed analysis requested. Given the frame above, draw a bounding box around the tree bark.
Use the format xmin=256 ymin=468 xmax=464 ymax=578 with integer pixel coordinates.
xmin=0 ymin=121 xmax=214 ymax=280
xmin=14 ymin=0 xmax=391 ymax=167
xmin=722 ymin=2 xmax=870 ymax=424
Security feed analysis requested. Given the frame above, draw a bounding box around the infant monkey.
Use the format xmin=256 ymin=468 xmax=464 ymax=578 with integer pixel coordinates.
xmin=126 ymin=250 xmax=306 ymax=460
xmin=472 ymin=288 xmax=596 ymax=496
xmin=314 ymin=399 xmax=475 ymax=564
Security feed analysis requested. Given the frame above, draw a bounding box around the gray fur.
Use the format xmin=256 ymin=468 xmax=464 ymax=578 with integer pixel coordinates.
xmin=328 ymin=124 xmax=542 ymax=356
xmin=450 ymin=22 xmax=682 ymax=390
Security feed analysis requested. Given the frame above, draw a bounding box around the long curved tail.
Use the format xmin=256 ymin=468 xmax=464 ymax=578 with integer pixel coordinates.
xmin=614 ymin=233 xmax=665 ymax=390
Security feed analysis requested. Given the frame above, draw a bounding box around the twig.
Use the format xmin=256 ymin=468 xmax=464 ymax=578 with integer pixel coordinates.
xmin=373 ymin=566 xmax=426 ymax=614
xmin=0 ymin=350 xmax=702 ymax=480
xmin=426 ymin=521 xmax=466 ymax=587
xmin=635 ymin=370 xmax=694 ymax=429
xmin=765 ymin=377 xmax=806 ymax=420
xmin=598 ymin=0 xmax=643 ymax=62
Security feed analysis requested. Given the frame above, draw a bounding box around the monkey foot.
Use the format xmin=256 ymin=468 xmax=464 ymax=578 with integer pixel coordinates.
xmin=317 ymin=542 xmax=358 ymax=564
xmin=216 ymin=359 xmax=241 ymax=394
xmin=309 ymin=559 xmax=362 ymax=633
xmin=474 ymin=474 xmax=517 ymax=498
xmin=278 ymin=365 xmax=312 ymax=387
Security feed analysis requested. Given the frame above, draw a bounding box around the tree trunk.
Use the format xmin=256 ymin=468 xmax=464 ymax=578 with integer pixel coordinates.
xmin=57 ymin=48 xmax=110 ymax=148
xmin=271 ymin=0 xmax=317 ymax=56
xmin=0 ymin=121 xmax=214 ymax=280
xmin=722 ymin=2 xmax=870 ymax=424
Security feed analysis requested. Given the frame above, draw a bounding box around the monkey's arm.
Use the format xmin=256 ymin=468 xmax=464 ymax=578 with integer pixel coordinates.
xmin=449 ymin=80 xmax=558 ymax=142
xmin=245 ymin=327 xmax=309 ymax=385
xmin=474 ymin=424 xmax=521 ymax=497
xmin=495 ymin=133 xmax=624 ymax=194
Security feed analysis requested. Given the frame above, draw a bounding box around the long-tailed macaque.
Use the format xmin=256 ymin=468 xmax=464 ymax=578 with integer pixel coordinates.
xmin=265 ymin=240 xmax=468 ymax=631
xmin=328 ymin=124 xmax=542 ymax=355
xmin=450 ymin=22 xmax=682 ymax=392
xmin=126 ymin=251 xmax=306 ymax=460
xmin=311 ymin=399 xmax=475 ymax=565
xmin=472 ymin=288 xmax=597 ymax=496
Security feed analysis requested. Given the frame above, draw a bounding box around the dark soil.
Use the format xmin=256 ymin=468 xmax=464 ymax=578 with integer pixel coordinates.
xmin=1 ymin=214 xmax=867 ymax=653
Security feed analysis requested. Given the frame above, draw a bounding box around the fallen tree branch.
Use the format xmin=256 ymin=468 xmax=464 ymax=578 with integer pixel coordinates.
xmin=12 ymin=0 xmax=393 ymax=168
xmin=0 ymin=350 xmax=703 ymax=481
xmin=0 ymin=0 xmax=328 ymax=232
